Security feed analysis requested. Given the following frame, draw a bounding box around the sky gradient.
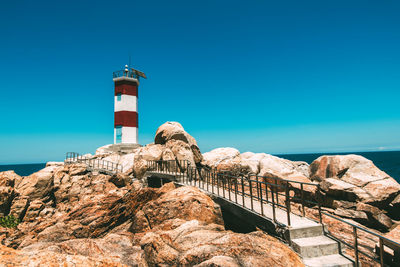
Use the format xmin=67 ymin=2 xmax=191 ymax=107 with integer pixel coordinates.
xmin=1 ymin=0 xmax=399 ymax=164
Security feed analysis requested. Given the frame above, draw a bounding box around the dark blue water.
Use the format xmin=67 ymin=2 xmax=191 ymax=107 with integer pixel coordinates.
xmin=0 ymin=163 xmax=46 ymax=176
xmin=276 ymin=151 xmax=400 ymax=183
xmin=0 ymin=151 xmax=399 ymax=181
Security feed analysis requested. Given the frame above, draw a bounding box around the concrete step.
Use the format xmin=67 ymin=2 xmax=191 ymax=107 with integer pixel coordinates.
xmin=303 ymin=254 xmax=354 ymax=267
xmin=292 ymin=235 xmax=339 ymax=258
xmin=289 ymin=225 xmax=324 ymax=239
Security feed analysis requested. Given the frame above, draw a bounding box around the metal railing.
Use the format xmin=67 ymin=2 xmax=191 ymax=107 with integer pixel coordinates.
xmin=147 ymin=159 xmax=400 ymax=266
xmin=65 ymin=152 xmax=123 ymax=174
xmin=113 ymin=69 xmax=140 ymax=79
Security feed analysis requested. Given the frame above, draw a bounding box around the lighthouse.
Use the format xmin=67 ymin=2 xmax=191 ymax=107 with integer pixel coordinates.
xmin=112 ymin=65 xmax=146 ymax=146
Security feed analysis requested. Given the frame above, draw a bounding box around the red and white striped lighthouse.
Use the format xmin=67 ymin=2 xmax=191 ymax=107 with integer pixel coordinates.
xmin=113 ymin=65 xmax=146 ymax=144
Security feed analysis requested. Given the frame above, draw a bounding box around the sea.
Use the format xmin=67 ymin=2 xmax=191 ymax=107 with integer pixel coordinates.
xmin=0 ymin=151 xmax=399 ymax=182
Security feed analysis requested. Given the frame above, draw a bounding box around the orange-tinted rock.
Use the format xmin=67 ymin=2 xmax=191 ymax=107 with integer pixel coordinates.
xmin=155 ymin=121 xmax=203 ymax=163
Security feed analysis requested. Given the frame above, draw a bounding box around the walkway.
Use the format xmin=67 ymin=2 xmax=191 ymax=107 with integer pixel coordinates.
xmin=145 ymin=170 xmax=354 ymax=267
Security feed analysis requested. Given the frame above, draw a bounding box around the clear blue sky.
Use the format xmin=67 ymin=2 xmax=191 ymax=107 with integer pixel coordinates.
xmin=1 ymin=0 xmax=399 ymax=164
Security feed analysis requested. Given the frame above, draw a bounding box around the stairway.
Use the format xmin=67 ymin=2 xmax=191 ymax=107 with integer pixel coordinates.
xmin=288 ymin=225 xmax=354 ymax=267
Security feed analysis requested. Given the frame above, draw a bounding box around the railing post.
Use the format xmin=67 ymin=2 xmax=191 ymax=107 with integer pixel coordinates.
xmin=217 ymin=172 xmax=220 ymax=196
xmin=207 ymin=170 xmax=209 ymax=192
xmin=234 ymin=178 xmax=238 ymax=204
xmin=241 ymin=175 xmax=245 ymax=207
xmin=353 ymin=226 xmax=359 ymax=267
xmin=222 ymin=174 xmax=226 ymax=198
xmin=301 ymin=183 xmax=305 ymax=217
xmin=260 ymin=180 xmax=264 ymax=216
xmin=212 ymin=169 xmax=215 ymax=194
xmin=275 ymin=179 xmax=279 ymax=206
xmin=317 ymin=185 xmax=323 ymax=224
xmin=271 ymin=183 xmax=277 ymax=222
xmin=249 ymin=179 xmax=254 ymax=211
xmin=227 ymin=175 xmax=231 ymax=201
xmin=285 ymin=181 xmax=291 ymax=226
xmin=195 ymin=167 xmax=197 ymax=187
xmin=379 ymin=237 xmax=384 ymax=267
xmin=256 ymin=175 xmax=260 ymax=199
xmin=264 ymin=178 xmax=269 ymax=204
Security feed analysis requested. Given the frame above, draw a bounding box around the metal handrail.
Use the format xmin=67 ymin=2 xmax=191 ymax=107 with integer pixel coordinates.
xmin=65 ymin=152 xmax=123 ymax=173
xmin=146 ymin=159 xmax=400 ymax=266
xmin=113 ymin=69 xmax=140 ymax=79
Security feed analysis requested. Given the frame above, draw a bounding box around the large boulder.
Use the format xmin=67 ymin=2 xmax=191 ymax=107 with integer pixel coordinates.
xmin=140 ymin=220 xmax=304 ymax=267
xmin=165 ymin=139 xmax=196 ymax=169
xmin=155 ymin=122 xmax=203 ymax=163
xmin=202 ymin=147 xmax=240 ymax=167
xmin=310 ymin=155 xmax=400 ymax=205
xmin=131 ymin=185 xmax=224 ymax=233
xmin=259 ymin=154 xmax=315 ymax=192
xmin=14 ymin=167 xmax=56 ymax=203
xmin=132 ymin=144 xmax=165 ymax=179
xmin=239 ymin=152 xmax=267 ymax=174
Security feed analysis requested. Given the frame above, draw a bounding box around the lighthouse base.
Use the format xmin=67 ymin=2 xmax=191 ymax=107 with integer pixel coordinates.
xmin=108 ymin=143 xmax=141 ymax=154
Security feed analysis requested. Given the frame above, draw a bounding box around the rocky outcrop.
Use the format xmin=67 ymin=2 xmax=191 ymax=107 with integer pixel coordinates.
xmin=310 ymin=155 xmax=400 ymax=204
xmin=0 ymin=171 xmax=19 ymax=217
xmin=310 ymin=155 xmax=400 ymax=231
xmin=0 ymin=163 xmax=302 ymax=266
xmin=155 ymin=121 xmax=203 ymax=164
xmin=140 ymin=220 xmax=303 ymax=267
xmin=203 ymin=147 xmax=241 ymax=167
xmin=202 ymin=149 xmax=314 ymax=193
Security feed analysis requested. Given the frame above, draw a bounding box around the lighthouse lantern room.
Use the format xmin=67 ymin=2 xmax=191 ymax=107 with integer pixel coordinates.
xmin=112 ymin=65 xmax=146 ymax=145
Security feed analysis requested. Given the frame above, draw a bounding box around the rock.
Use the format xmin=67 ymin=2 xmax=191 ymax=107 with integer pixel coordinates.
xmin=95 ymin=144 xmax=114 ymax=155
xmin=0 ymin=171 xmax=20 ymax=216
xmin=386 ymin=224 xmax=400 ymax=243
xmin=132 ymin=159 xmax=149 ymax=179
xmin=155 ymin=121 xmax=203 ymax=163
xmin=135 ymin=144 xmax=164 ymax=161
xmin=203 ymin=147 xmax=241 ymax=167
xmin=109 ymin=173 xmax=130 ymax=188
xmin=310 ymin=155 xmax=400 ymax=205
xmin=320 ymin=178 xmax=365 ymax=202
xmin=239 ymin=152 xmax=263 ymax=174
xmin=9 ymin=196 xmax=29 ymax=220
xmin=215 ymin=156 xmax=253 ymax=177
xmin=259 ymin=154 xmax=315 ymax=193
xmin=194 ymin=255 xmax=240 ymax=267
xmin=14 ymin=167 xmax=55 ymax=203
xmin=356 ymin=203 xmax=393 ymax=231
xmin=333 ymin=208 xmax=369 ymax=224
xmin=1 ymin=159 xmax=305 ymax=267
xmin=161 ymin=148 xmax=175 ymax=161
xmin=292 ymin=161 xmax=310 ymax=177
xmin=132 ymin=144 xmax=165 ymax=179
xmin=140 ymin=220 xmax=304 ymax=267
xmin=45 ymin=162 xmax=64 ymax=167
xmin=24 ymin=200 xmax=45 ymax=222
xmin=0 ymin=242 xmax=135 ymax=266
xmin=131 ymin=186 xmax=224 ymax=233
xmin=331 ymin=200 xmax=356 ymax=209
xmin=166 ymin=139 xmax=196 ymax=168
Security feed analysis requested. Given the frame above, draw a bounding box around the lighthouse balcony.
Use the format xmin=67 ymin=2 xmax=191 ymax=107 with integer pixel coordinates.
xmin=112 ymin=69 xmax=141 ymax=79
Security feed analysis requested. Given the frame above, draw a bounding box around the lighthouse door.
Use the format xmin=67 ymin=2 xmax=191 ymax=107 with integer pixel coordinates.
xmin=116 ymin=126 xmax=122 ymax=143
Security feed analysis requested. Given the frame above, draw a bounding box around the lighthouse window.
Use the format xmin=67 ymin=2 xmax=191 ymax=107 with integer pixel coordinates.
xmin=116 ymin=126 xmax=122 ymax=143
xmin=117 ymin=93 xmax=122 ymax=101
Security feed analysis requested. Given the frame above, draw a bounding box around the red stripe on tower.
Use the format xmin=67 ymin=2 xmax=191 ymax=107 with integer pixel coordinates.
xmin=114 ymin=111 xmax=138 ymax=127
